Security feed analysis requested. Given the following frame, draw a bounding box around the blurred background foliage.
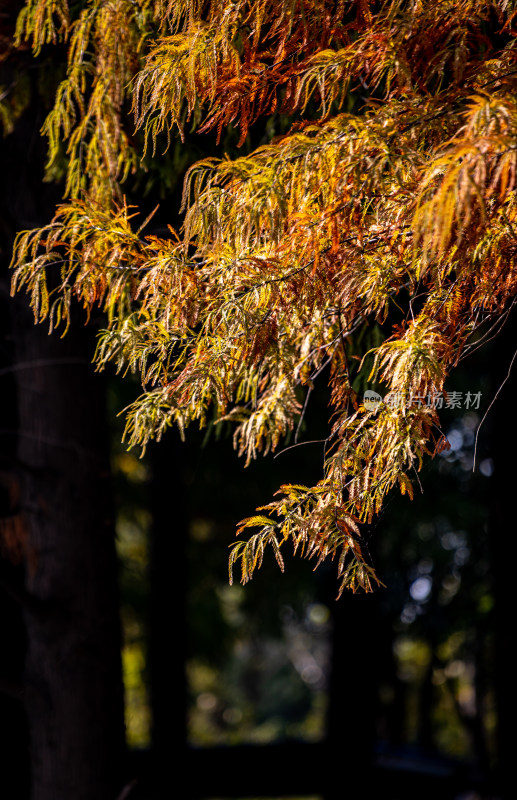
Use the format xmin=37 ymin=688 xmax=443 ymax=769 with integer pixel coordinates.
xmin=110 ymin=335 xmax=498 ymax=782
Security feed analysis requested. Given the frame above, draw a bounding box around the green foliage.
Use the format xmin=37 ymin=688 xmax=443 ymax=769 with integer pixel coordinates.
xmin=8 ymin=0 xmax=517 ymax=593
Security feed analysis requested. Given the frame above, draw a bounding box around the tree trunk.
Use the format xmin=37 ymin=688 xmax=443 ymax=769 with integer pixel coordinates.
xmin=0 ymin=303 xmax=30 ymax=797
xmin=323 ymin=589 xmax=378 ymax=799
xmin=12 ymin=305 xmax=126 ymax=800
xmin=0 ymin=31 xmax=126 ymax=795
xmin=148 ymin=435 xmax=188 ymax=789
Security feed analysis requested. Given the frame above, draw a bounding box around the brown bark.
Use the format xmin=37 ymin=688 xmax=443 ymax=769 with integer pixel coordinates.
xmin=0 ymin=33 xmax=126 ymax=794
xmin=12 ymin=304 xmax=126 ymax=800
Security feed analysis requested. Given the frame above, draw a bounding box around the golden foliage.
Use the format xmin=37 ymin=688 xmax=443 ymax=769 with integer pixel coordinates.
xmin=9 ymin=0 xmax=517 ymax=592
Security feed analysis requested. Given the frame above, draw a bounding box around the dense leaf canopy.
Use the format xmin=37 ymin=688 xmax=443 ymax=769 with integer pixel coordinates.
xmin=6 ymin=0 xmax=517 ymax=593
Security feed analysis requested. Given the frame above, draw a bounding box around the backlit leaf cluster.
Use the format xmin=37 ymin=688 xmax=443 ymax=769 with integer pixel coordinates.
xmin=9 ymin=0 xmax=517 ymax=593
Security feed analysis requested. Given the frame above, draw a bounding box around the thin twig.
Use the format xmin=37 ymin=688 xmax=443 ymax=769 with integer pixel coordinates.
xmin=294 ymin=387 xmax=312 ymax=444
xmin=473 ymin=346 xmax=517 ymax=471
xmin=274 ymin=436 xmax=327 ymax=458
